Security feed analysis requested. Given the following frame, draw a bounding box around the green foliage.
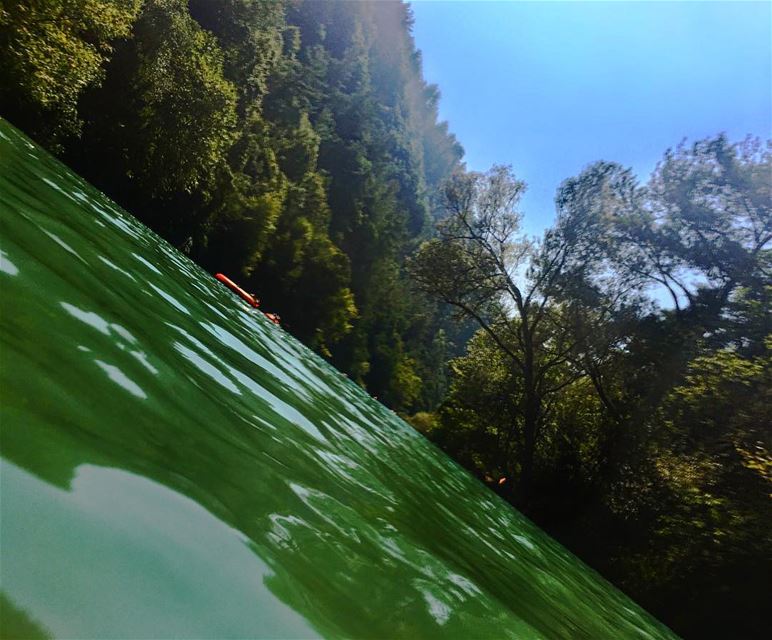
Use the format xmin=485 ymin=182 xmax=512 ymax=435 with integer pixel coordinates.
xmin=277 ymin=0 xmax=465 ymax=408
xmin=435 ymin=330 xmax=522 ymax=478
xmin=554 ymin=135 xmax=771 ymax=317
xmin=411 ymin=164 xmax=627 ymax=499
xmin=78 ymin=0 xmax=238 ymax=198
xmin=187 ymin=0 xmax=285 ymax=110
xmin=0 ymin=0 xmax=141 ymax=147
xmin=612 ymin=343 xmax=772 ymax=636
xmin=405 ymin=411 xmax=439 ymax=435
xmin=248 ymin=173 xmax=357 ymax=352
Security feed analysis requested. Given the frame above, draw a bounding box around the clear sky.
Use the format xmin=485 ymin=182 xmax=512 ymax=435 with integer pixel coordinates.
xmin=410 ymin=1 xmax=772 ymax=236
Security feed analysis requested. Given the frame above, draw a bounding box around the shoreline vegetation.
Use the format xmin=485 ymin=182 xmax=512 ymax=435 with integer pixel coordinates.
xmin=1 ymin=1 xmax=769 ymax=638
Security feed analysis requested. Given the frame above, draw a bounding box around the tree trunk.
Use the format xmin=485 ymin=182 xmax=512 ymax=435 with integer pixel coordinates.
xmin=519 ymin=322 xmax=539 ymax=507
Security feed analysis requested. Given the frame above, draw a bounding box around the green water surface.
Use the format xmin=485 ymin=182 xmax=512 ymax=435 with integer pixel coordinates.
xmin=0 ymin=119 xmax=677 ymax=639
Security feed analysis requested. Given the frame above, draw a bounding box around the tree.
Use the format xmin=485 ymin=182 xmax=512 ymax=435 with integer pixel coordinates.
xmin=410 ymin=166 xmax=607 ymax=500
xmin=0 ymin=0 xmax=141 ymax=147
xmin=435 ymin=329 xmax=527 ymax=482
xmin=555 ymin=136 xmax=771 ymax=320
xmin=82 ymin=0 xmax=238 ymax=196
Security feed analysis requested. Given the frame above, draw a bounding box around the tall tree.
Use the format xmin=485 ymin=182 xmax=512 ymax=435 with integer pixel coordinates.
xmin=410 ymin=166 xmax=613 ymax=499
xmin=69 ymin=0 xmax=239 ymax=241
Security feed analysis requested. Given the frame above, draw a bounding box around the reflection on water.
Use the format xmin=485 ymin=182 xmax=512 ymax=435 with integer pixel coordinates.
xmin=0 ymin=119 xmax=678 ymax=639
xmin=0 ymin=591 xmax=51 ymax=640
xmin=1 ymin=461 xmax=316 ymax=639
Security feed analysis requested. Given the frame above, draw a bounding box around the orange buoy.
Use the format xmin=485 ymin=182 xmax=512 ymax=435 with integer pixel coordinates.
xmin=214 ymin=273 xmax=259 ymax=308
xmin=263 ymin=312 xmax=281 ymax=325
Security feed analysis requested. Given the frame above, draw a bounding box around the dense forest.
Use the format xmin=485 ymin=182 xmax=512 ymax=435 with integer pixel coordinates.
xmin=1 ymin=0 xmax=471 ymax=411
xmin=1 ymin=1 xmax=769 ymax=638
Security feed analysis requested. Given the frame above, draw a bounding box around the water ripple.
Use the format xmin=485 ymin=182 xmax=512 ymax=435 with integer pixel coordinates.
xmin=94 ymin=360 xmax=147 ymax=399
xmin=0 ymin=249 xmax=19 ymax=276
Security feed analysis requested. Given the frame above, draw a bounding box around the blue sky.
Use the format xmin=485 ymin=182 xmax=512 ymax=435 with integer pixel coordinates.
xmin=410 ymin=1 xmax=772 ymax=236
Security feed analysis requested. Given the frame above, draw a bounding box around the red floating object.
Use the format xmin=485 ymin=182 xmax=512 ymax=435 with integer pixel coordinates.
xmin=214 ymin=273 xmax=260 ymax=308
xmin=263 ymin=312 xmax=281 ymax=326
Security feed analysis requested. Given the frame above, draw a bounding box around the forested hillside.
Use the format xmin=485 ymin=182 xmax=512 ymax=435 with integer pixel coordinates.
xmin=1 ymin=2 xmax=769 ymax=638
xmin=0 ymin=0 xmax=468 ymax=411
